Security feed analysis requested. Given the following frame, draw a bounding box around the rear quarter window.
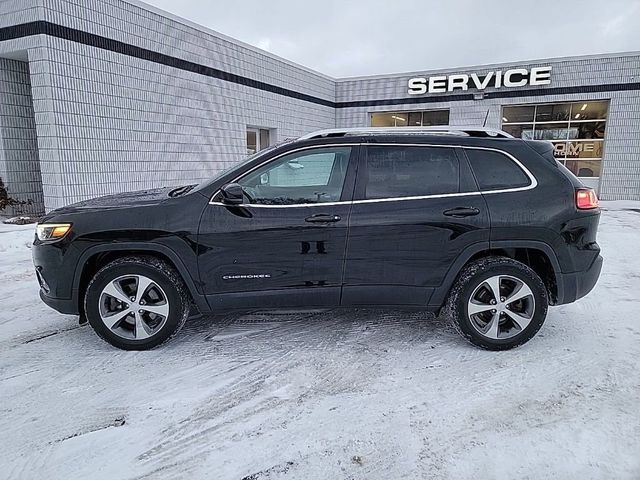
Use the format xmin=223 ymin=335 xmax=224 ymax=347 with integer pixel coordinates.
xmin=465 ymin=149 xmax=531 ymax=190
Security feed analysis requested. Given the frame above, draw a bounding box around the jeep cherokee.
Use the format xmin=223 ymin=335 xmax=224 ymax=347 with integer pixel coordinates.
xmin=32 ymin=126 xmax=603 ymax=350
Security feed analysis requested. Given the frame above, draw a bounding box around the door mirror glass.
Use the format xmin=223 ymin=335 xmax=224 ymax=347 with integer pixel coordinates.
xmin=220 ymin=183 xmax=244 ymax=205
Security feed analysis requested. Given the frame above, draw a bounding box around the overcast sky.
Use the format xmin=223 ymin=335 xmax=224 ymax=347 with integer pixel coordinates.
xmin=144 ymin=0 xmax=640 ymax=78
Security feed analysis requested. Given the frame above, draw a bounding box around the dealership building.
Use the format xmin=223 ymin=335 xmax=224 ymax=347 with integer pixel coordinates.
xmin=0 ymin=0 xmax=639 ymax=215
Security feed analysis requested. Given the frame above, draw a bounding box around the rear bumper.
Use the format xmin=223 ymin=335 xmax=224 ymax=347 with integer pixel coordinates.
xmin=556 ymin=254 xmax=603 ymax=305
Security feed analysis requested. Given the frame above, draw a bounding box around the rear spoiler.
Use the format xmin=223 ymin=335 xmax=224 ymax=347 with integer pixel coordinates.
xmin=524 ymin=140 xmax=558 ymax=166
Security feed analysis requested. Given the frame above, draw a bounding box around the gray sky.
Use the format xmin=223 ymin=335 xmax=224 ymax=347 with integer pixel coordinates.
xmin=144 ymin=0 xmax=640 ymax=78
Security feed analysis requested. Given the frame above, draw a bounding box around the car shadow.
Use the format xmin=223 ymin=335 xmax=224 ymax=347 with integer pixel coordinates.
xmin=173 ymin=307 xmax=462 ymax=353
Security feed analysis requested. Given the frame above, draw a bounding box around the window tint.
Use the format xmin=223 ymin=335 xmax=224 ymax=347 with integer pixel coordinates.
xmin=465 ymin=149 xmax=530 ymax=190
xmin=237 ymin=147 xmax=351 ymax=205
xmin=363 ymin=146 xmax=459 ymax=199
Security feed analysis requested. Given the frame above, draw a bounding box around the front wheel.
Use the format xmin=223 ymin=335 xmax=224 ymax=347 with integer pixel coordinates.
xmin=444 ymin=256 xmax=548 ymax=350
xmin=84 ymin=256 xmax=189 ymax=350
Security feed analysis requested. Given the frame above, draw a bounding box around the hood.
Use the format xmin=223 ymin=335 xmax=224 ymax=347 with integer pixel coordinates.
xmin=48 ymin=185 xmax=196 ymax=215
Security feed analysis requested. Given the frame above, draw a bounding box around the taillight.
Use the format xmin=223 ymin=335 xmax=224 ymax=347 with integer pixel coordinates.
xmin=576 ymin=188 xmax=599 ymax=210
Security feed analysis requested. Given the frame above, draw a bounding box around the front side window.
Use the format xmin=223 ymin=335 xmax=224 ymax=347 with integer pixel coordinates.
xmin=465 ymin=149 xmax=530 ymax=190
xmin=237 ymin=147 xmax=352 ymax=205
xmin=363 ymin=146 xmax=459 ymax=199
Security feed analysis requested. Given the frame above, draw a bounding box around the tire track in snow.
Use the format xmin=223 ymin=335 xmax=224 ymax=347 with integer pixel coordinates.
xmin=135 ymin=309 xmax=431 ymax=475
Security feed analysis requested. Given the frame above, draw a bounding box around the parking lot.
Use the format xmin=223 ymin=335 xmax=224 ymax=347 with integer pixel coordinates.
xmin=1 ymin=202 xmax=639 ymax=479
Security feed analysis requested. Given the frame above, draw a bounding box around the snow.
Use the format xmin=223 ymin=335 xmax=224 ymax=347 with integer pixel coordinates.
xmin=1 ymin=204 xmax=639 ymax=479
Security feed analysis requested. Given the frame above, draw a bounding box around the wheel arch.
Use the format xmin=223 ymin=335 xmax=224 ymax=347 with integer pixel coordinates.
xmin=74 ymin=243 xmax=210 ymax=316
xmin=430 ymin=240 xmax=563 ymax=309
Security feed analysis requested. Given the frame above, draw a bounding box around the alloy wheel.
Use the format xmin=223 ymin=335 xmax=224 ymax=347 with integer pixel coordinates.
xmin=98 ymin=274 xmax=170 ymax=340
xmin=467 ymin=274 xmax=536 ymax=340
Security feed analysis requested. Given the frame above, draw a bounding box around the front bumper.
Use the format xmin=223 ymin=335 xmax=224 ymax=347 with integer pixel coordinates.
xmin=32 ymin=237 xmax=80 ymax=316
xmin=39 ymin=289 xmax=79 ymax=315
xmin=556 ymin=254 xmax=603 ymax=305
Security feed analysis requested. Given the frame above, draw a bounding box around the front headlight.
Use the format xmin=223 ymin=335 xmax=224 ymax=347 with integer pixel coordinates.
xmin=36 ymin=223 xmax=72 ymax=242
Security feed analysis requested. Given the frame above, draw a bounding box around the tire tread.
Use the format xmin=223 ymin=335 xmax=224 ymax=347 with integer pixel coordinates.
xmin=84 ymin=255 xmax=189 ymax=350
xmin=443 ymin=255 xmax=548 ymax=350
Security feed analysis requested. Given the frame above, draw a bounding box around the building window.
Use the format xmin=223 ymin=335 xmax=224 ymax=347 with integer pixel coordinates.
xmin=246 ymin=127 xmax=271 ymax=155
xmin=370 ymin=109 xmax=449 ymax=127
xmin=501 ymin=101 xmax=608 ymax=178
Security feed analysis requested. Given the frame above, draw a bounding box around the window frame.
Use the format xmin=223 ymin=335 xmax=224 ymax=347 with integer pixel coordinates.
xmin=354 ymin=144 xmax=465 ymax=201
xmin=211 ymin=144 xmax=360 ymax=207
xmin=353 ymin=144 xmax=535 ymax=203
xmin=209 ymin=143 xmax=536 ymax=208
xmin=462 ymin=147 xmax=533 ymax=191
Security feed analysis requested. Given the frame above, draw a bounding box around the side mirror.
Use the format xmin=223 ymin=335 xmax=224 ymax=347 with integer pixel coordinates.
xmin=220 ymin=183 xmax=244 ymax=205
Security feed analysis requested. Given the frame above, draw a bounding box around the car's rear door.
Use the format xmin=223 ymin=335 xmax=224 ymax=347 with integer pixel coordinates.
xmin=198 ymin=144 xmax=358 ymax=309
xmin=342 ymin=142 xmax=490 ymax=306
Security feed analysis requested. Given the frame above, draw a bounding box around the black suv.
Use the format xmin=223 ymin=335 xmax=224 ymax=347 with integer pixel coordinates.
xmin=32 ymin=127 xmax=602 ymax=351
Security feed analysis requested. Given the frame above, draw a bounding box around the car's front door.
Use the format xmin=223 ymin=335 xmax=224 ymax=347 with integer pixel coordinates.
xmin=198 ymin=145 xmax=358 ymax=309
xmin=342 ymin=143 xmax=491 ymax=307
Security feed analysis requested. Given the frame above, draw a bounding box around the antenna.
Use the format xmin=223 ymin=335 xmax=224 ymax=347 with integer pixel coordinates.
xmin=482 ymin=109 xmax=490 ymax=127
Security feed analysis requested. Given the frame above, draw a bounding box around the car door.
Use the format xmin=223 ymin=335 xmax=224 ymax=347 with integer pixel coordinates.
xmin=198 ymin=144 xmax=358 ymax=310
xmin=342 ymin=142 xmax=490 ymax=306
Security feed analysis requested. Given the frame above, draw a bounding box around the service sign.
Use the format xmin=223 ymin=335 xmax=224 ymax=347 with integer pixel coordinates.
xmin=407 ymin=66 xmax=552 ymax=95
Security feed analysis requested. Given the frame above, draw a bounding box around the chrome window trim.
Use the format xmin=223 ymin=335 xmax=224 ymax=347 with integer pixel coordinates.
xmin=209 ymin=143 xmax=537 ymax=208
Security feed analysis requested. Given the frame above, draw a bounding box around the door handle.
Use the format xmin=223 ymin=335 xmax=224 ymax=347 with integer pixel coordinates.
xmin=443 ymin=207 xmax=480 ymax=218
xmin=305 ymin=214 xmax=341 ymax=223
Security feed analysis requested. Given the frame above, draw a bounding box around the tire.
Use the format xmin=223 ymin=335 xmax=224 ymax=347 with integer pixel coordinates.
xmin=443 ymin=256 xmax=548 ymax=350
xmin=84 ymin=255 xmax=189 ymax=350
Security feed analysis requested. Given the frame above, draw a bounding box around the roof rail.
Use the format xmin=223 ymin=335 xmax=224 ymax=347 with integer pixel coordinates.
xmin=299 ymin=126 xmax=514 ymax=140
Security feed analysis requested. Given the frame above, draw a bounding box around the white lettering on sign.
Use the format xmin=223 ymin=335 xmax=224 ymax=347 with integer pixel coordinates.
xmin=471 ymin=72 xmax=494 ymax=90
xmin=407 ymin=77 xmax=427 ymax=95
xmin=448 ymin=74 xmax=469 ymax=91
xmin=554 ymin=142 xmax=598 ymax=159
xmin=503 ymin=68 xmax=528 ymax=87
xmin=428 ymin=75 xmax=447 ymax=93
xmin=408 ymin=66 xmax=552 ymax=95
xmin=530 ymin=66 xmax=552 ymax=86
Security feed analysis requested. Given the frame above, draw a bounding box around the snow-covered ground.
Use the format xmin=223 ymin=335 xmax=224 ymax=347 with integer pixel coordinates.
xmin=1 ymin=203 xmax=639 ymax=480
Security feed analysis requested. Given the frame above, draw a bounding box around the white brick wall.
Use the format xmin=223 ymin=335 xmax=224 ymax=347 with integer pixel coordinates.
xmin=0 ymin=57 xmax=44 ymax=215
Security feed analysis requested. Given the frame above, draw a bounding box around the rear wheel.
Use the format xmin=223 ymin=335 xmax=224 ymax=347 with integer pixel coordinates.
xmin=84 ymin=256 xmax=189 ymax=350
xmin=444 ymin=256 xmax=548 ymax=350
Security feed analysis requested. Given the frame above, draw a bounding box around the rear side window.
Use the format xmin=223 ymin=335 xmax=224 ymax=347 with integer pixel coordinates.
xmin=465 ymin=149 xmax=530 ymax=190
xmin=363 ymin=146 xmax=459 ymax=199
